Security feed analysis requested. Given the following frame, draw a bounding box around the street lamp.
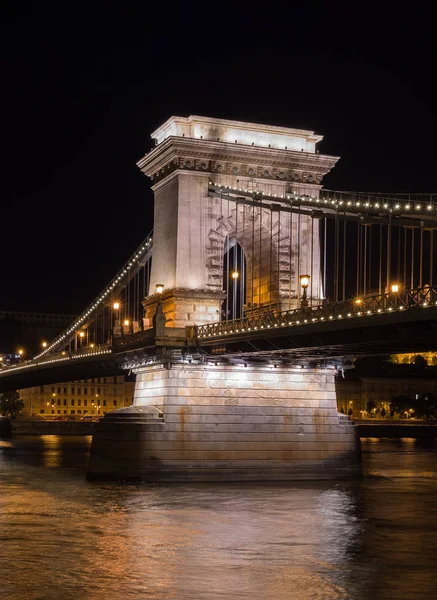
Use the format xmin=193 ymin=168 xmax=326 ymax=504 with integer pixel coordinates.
xmin=41 ymin=341 xmax=48 ymax=348
xmin=391 ymin=283 xmax=400 ymax=294
xmin=231 ymin=271 xmax=239 ymax=319
xmin=156 ymin=283 xmax=164 ymax=305
xmin=299 ymin=274 xmax=310 ymax=308
xmin=113 ymin=301 xmax=121 ymax=327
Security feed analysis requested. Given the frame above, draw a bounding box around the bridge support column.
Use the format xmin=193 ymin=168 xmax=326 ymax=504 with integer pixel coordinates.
xmin=87 ymin=361 xmax=362 ymax=482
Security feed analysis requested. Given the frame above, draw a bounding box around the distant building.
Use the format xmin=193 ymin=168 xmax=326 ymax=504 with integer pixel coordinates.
xmin=0 ymin=310 xmax=76 ymax=327
xmin=19 ymin=375 xmax=135 ymax=417
xmin=336 ymin=369 xmax=437 ymax=417
xmin=390 ymin=352 xmax=437 ymax=365
xmin=0 ymin=310 xmax=76 ymax=356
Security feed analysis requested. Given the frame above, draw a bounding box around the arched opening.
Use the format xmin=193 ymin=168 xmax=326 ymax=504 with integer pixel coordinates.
xmin=221 ymin=237 xmax=246 ymax=321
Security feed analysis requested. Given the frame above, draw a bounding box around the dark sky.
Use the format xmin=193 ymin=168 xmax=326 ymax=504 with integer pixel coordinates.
xmin=1 ymin=3 xmax=436 ymax=315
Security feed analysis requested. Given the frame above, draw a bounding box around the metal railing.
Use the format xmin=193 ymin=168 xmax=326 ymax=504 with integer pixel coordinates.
xmin=196 ymin=285 xmax=437 ymax=340
xmin=0 ymin=344 xmax=112 ymax=376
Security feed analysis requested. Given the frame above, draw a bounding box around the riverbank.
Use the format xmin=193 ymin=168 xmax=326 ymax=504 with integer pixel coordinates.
xmin=355 ymin=419 xmax=437 ymax=438
xmin=10 ymin=419 xmax=96 ymax=435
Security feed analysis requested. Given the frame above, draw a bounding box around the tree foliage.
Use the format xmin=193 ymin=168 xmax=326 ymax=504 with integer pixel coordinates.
xmin=0 ymin=390 xmax=24 ymax=417
xmin=366 ymin=400 xmax=377 ymax=414
xmin=413 ymin=355 xmax=427 ymax=369
xmin=390 ymin=393 xmax=437 ymax=420
xmin=390 ymin=395 xmax=413 ymax=417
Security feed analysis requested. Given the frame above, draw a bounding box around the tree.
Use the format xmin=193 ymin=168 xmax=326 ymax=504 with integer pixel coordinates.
xmin=414 ymin=393 xmax=437 ymax=420
xmin=414 ymin=355 xmax=427 ymax=369
xmin=366 ymin=400 xmax=377 ymax=415
xmin=0 ymin=391 xmax=24 ymax=418
xmin=380 ymin=406 xmax=387 ymax=418
xmin=389 ymin=394 xmax=411 ymax=417
xmin=347 ymin=408 xmax=353 ymax=416
xmin=339 ymin=406 xmax=345 ymax=414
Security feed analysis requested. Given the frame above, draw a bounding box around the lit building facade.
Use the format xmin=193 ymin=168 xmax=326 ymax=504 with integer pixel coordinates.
xmin=336 ymin=373 xmax=437 ymax=417
xmin=390 ymin=352 xmax=437 ymax=365
xmin=19 ymin=375 xmax=134 ymax=417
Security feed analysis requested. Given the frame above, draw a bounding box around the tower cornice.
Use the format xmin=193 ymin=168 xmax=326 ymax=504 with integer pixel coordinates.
xmin=137 ymin=136 xmax=339 ymax=187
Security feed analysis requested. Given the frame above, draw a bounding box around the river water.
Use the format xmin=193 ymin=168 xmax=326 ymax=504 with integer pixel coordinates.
xmin=1 ymin=436 xmax=437 ymax=600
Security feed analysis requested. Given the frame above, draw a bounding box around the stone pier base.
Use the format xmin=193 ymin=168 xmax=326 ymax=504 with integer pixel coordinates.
xmin=86 ymin=363 xmax=362 ymax=482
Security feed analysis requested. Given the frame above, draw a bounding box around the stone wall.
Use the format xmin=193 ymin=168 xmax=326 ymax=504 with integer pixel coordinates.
xmin=87 ymin=363 xmax=362 ymax=481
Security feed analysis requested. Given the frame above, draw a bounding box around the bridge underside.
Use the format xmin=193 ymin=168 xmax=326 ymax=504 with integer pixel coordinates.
xmin=198 ymin=306 xmax=437 ymax=362
xmin=0 ymin=355 xmax=126 ymax=394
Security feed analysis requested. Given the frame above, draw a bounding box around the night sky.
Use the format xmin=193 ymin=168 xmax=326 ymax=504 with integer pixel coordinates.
xmin=1 ymin=4 xmax=436 ymax=315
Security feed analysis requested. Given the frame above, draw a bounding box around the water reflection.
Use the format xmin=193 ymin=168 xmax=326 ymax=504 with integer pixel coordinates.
xmin=0 ymin=436 xmax=436 ymax=599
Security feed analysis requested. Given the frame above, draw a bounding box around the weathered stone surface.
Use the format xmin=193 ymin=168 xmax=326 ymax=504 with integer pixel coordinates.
xmin=87 ymin=363 xmax=362 ymax=482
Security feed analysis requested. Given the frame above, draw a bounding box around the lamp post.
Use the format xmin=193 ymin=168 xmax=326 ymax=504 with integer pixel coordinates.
xmin=155 ymin=283 xmax=164 ymax=304
xmin=391 ymin=283 xmax=400 ymax=308
xmin=154 ymin=284 xmax=166 ymax=335
xmin=299 ymin=274 xmax=310 ymax=308
xmin=231 ymin=271 xmax=239 ymax=319
xmin=113 ymin=301 xmax=120 ymax=326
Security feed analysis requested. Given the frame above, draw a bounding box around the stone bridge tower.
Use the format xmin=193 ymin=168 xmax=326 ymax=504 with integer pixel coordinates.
xmin=86 ymin=116 xmax=361 ymax=484
xmin=137 ymin=115 xmax=339 ymax=327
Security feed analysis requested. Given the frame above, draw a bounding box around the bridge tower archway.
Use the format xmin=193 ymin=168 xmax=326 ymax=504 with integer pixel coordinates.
xmin=137 ymin=116 xmax=337 ymax=327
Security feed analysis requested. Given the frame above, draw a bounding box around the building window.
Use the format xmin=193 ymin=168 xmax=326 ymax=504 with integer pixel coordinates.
xmin=63 ymin=387 xmax=67 ymax=394
xmin=71 ymin=387 xmax=75 ymax=394
xmin=84 ymin=388 xmax=88 ymax=395
xmin=97 ymin=388 xmax=101 ymax=395
xmin=57 ymin=387 xmax=61 ymax=394
xmin=103 ymin=400 xmax=106 ymax=407
xmin=64 ymin=410 xmax=67 ymax=414
xmin=51 ymin=387 xmax=55 ymax=393
xmin=78 ymin=399 xmax=81 ymax=406
xmin=57 ymin=410 xmax=61 ymax=414
xmin=77 ymin=387 xmax=81 ymax=394
xmin=71 ymin=399 xmax=75 ymax=406
xmin=57 ymin=399 xmax=61 ymax=406
xmin=40 ymin=386 xmax=44 ymax=393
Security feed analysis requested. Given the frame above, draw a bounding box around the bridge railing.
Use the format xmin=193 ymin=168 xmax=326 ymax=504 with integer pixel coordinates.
xmin=196 ymin=285 xmax=437 ymax=340
xmin=0 ymin=344 xmax=112 ymax=375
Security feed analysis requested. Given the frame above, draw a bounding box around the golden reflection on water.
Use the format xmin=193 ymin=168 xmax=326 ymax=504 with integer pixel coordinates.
xmin=41 ymin=435 xmax=62 ymax=467
xmin=1 ymin=437 xmax=437 ymax=599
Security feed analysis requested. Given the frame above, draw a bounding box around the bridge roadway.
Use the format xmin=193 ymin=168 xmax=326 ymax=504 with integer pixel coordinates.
xmin=196 ymin=286 xmax=437 ymax=360
xmin=1 ymin=286 xmax=436 ymax=393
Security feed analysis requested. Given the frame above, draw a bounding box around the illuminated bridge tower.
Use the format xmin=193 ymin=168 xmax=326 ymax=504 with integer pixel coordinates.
xmin=137 ymin=115 xmax=339 ymax=325
xmin=87 ymin=116 xmax=362 ymax=482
